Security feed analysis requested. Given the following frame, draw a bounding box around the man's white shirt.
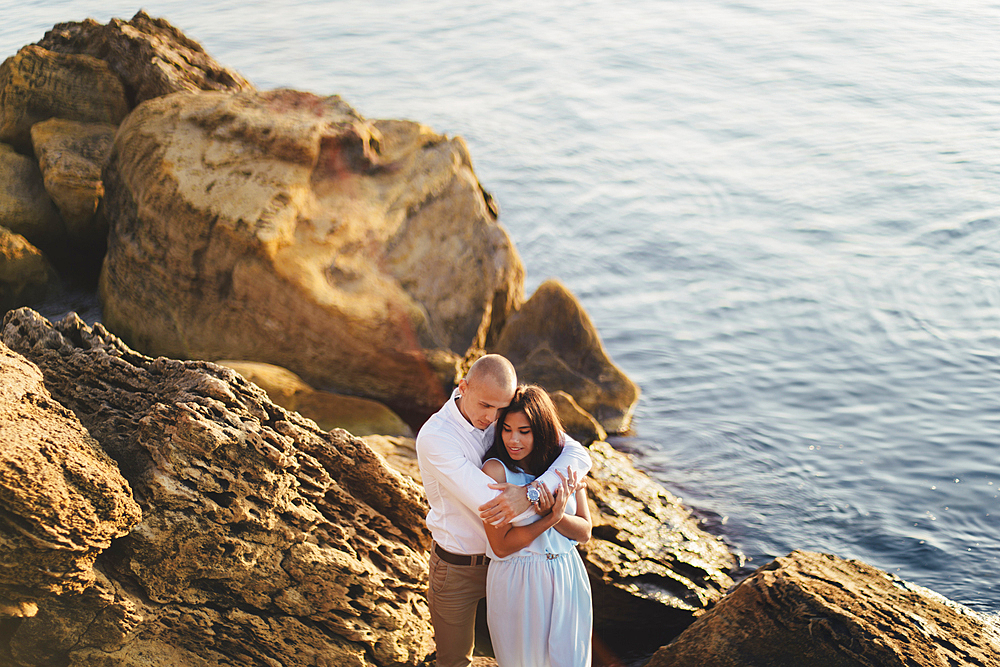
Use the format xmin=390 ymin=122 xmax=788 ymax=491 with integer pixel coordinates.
xmin=416 ymin=388 xmax=592 ymax=555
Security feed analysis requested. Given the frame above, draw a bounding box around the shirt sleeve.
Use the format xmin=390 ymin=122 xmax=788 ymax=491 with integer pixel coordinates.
xmin=416 ymin=430 xmax=501 ymax=512
xmin=534 ymin=432 xmax=593 ymax=493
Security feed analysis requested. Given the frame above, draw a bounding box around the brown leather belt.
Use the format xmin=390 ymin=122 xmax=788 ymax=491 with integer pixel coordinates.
xmin=434 ymin=543 xmax=489 ymax=566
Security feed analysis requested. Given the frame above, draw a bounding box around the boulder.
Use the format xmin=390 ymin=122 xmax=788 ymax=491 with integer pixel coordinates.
xmin=0 ymin=45 xmax=128 ymax=153
xmin=582 ymin=441 xmax=738 ymax=652
xmin=0 ymin=340 xmax=139 ymax=606
xmin=361 ymin=435 xmax=423 ymax=483
xmin=550 ymin=389 xmax=607 ymax=445
xmin=645 ymin=550 xmax=1000 ymax=667
xmin=30 ymin=118 xmax=115 ymax=242
xmin=99 ymin=88 xmax=523 ymax=423
xmin=36 ymin=11 xmax=253 ymax=106
xmin=0 ymin=226 xmax=58 ymax=311
xmin=491 ymin=279 xmax=639 ymax=433
xmin=217 ymin=360 xmax=412 ymax=437
xmin=0 ymin=143 xmax=63 ymax=244
xmin=1 ymin=307 xmax=434 ymax=667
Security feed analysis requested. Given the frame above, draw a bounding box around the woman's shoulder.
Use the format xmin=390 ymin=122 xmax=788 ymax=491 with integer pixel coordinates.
xmin=481 ymin=457 xmax=508 ymax=483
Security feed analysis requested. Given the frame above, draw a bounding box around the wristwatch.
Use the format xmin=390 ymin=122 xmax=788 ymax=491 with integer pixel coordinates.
xmin=526 ymin=485 xmax=541 ymax=507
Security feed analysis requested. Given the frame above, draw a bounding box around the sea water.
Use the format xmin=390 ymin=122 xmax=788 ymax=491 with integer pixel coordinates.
xmin=4 ymin=0 xmax=999 ymax=614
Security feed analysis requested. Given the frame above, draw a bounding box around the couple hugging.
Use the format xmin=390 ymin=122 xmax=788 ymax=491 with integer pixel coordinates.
xmin=416 ymin=354 xmax=593 ymax=667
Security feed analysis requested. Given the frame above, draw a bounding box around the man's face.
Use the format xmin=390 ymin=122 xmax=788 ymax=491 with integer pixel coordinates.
xmin=457 ymin=377 xmax=514 ymax=430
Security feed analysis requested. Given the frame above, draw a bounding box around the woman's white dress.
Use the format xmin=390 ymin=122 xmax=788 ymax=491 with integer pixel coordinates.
xmin=485 ymin=460 xmax=593 ymax=667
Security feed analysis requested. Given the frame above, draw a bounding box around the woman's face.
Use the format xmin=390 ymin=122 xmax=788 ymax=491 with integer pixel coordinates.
xmin=501 ymin=410 xmax=534 ymax=461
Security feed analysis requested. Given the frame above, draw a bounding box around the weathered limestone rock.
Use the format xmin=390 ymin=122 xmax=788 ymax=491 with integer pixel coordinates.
xmin=0 ymin=143 xmax=63 ymax=244
xmin=491 ymin=279 xmax=639 ymax=433
xmin=30 ymin=118 xmax=115 ymax=242
xmin=218 ymin=360 xmax=413 ymax=437
xmin=0 ymin=45 xmax=128 ymax=153
xmin=550 ymin=389 xmax=607 ymax=445
xmin=2 ymin=307 xmax=433 ymax=667
xmin=100 ymin=88 xmax=523 ymax=422
xmin=583 ymin=442 xmax=738 ymax=647
xmin=0 ymin=226 xmax=58 ymax=311
xmin=0 ymin=340 xmax=140 ymax=605
xmin=645 ymin=550 xmax=1000 ymax=667
xmin=36 ymin=11 xmax=253 ymax=106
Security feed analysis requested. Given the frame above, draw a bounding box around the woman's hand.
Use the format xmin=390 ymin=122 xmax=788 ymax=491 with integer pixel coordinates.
xmin=548 ymin=472 xmax=573 ymax=522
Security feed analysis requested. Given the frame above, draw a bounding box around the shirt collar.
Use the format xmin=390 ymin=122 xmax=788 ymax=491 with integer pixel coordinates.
xmin=445 ymin=387 xmax=480 ymax=434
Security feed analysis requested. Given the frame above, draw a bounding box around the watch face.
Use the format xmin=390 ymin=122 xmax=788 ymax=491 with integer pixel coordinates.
xmin=527 ymin=487 xmax=541 ymax=502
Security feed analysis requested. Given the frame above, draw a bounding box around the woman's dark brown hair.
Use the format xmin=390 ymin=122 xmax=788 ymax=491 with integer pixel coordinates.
xmin=486 ymin=385 xmax=564 ymax=477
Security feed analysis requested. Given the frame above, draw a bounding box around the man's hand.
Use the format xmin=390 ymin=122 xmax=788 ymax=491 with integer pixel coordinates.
xmin=478 ymin=483 xmax=530 ymax=526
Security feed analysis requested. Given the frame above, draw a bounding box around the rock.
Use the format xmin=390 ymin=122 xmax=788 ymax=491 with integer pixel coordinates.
xmin=0 ymin=340 xmax=140 ymax=606
xmin=99 ymin=88 xmax=523 ymax=423
xmin=1 ymin=307 xmax=434 ymax=667
xmin=549 ymin=389 xmax=607 ymax=445
xmin=36 ymin=11 xmax=253 ymax=106
xmin=0 ymin=143 xmax=64 ymax=244
xmin=0 ymin=45 xmax=128 ymax=153
xmin=30 ymin=118 xmax=115 ymax=242
xmin=644 ymin=550 xmax=1000 ymax=667
xmin=0 ymin=226 xmax=58 ymax=311
xmin=361 ymin=435 xmax=423 ymax=483
xmin=582 ymin=442 xmax=738 ymax=652
xmin=217 ymin=360 xmax=412 ymax=437
xmin=491 ymin=279 xmax=639 ymax=433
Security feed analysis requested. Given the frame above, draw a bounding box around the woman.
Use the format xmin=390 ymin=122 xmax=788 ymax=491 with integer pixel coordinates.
xmin=480 ymin=385 xmax=593 ymax=667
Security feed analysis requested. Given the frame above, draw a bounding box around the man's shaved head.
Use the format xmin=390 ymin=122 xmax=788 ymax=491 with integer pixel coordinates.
xmin=465 ymin=354 xmax=517 ymax=395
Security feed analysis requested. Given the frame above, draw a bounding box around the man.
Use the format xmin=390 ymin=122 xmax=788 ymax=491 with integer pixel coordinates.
xmin=416 ymin=354 xmax=592 ymax=667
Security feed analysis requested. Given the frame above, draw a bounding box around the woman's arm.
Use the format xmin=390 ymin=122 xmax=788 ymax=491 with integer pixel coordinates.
xmin=553 ymin=485 xmax=592 ymax=543
xmin=482 ymin=459 xmax=568 ymax=558
xmin=543 ymin=468 xmax=591 ymax=543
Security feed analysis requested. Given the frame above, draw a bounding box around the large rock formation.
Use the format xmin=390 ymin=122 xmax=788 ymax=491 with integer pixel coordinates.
xmin=99 ymin=88 xmax=523 ymax=422
xmin=491 ymin=279 xmax=640 ymax=433
xmin=645 ymin=550 xmax=1000 ymax=667
xmin=1 ymin=307 xmax=433 ymax=667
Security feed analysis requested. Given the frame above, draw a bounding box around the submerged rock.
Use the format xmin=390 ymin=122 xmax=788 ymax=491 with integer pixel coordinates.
xmin=491 ymin=279 xmax=640 ymax=433
xmin=1 ymin=307 xmax=433 ymax=667
xmin=645 ymin=549 xmax=1000 ymax=667
xmin=99 ymin=88 xmax=522 ymax=422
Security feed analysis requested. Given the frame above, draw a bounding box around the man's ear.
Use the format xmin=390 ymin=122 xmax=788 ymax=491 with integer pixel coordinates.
xmin=457 ymin=378 xmax=468 ymax=394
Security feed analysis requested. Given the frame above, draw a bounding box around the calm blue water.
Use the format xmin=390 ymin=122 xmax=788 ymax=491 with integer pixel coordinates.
xmin=5 ymin=0 xmax=1000 ymax=614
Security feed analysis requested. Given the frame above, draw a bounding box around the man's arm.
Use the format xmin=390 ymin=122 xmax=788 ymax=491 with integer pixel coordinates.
xmin=533 ymin=432 xmax=592 ymax=494
xmin=416 ymin=431 xmax=500 ymax=513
